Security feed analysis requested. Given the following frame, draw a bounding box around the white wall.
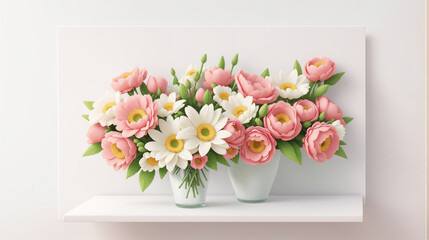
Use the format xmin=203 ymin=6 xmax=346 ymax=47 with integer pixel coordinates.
xmin=0 ymin=0 xmax=425 ymax=239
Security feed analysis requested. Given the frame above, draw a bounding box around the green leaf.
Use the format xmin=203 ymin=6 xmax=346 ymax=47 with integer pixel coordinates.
xmin=206 ymin=151 xmax=218 ymax=170
xmin=294 ymin=138 xmax=303 ymax=148
xmin=290 ymin=141 xmax=302 ymax=164
xmin=340 ymin=140 xmax=347 ymax=145
xmin=82 ymin=143 xmax=102 ymax=156
xmin=277 ymin=141 xmax=301 ymax=165
xmin=261 ymin=68 xmax=270 ymax=78
xmin=218 ymin=56 xmax=225 ymax=69
xmin=313 ymin=84 xmax=330 ymax=98
xmin=230 ymin=154 xmax=239 ymax=164
xmin=335 ymin=147 xmax=348 ymax=159
xmin=81 ymin=114 xmax=89 ymax=121
xmin=324 ymin=72 xmax=345 ymax=86
xmin=126 ymin=155 xmax=142 ymax=179
xmin=83 ymin=101 xmax=94 ymax=110
xmin=139 ymin=170 xmax=155 ymax=192
xmin=216 ymin=155 xmax=230 ymax=167
xmin=159 ymin=167 xmax=168 ymax=179
xmin=140 ymin=82 xmax=149 ymax=94
xmin=293 ymin=60 xmax=302 ymax=75
xmin=343 ymin=117 xmax=353 ymax=124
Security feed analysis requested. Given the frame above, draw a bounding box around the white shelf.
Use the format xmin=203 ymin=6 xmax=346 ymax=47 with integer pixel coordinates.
xmin=63 ymin=195 xmax=363 ymax=222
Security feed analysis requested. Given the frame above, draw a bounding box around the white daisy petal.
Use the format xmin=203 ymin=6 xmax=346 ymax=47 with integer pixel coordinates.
xmin=176 ymin=127 xmax=197 ymax=139
xmin=178 ymin=150 xmax=193 ymax=160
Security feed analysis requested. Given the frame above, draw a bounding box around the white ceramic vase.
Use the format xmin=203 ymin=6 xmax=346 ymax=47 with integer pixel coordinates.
xmin=169 ymin=169 xmax=210 ymax=208
xmin=228 ymin=150 xmax=281 ymax=203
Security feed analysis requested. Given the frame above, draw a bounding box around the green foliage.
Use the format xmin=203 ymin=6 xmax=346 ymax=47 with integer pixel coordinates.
xmin=258 ymin=103 xmax=268 ymax=118
xmin=139 ymin=170 xmax=155 ymax=192
xmin=82 ymin=143 xmax=102 ymax=157
xmin=206 ymin=151 xmax=218 ymax=170
xmin=255 ymin=118 xmax=263 ymax=126
xmin=218 ymin=56 xmax=225 ymax=69
xmin=185 ymin=79 xmax=192 ymax=89
xmin=303 ymin=121 xmax=312 ymax=128
xmin=231 ymin=54 xmax=239 ymax=66
xmin=293 ymin=60 xmax=302 ymax=75
xmin=343 ymin=117 xmax=354 ymax=124
xmin=335 ymin=147 xmax=348 ymax=159
xmin=340 ymin=140 xmax=347 ymax=145
xmin=203 ymin=89 xmax=213 ymax=105
xmin=313 ymin=84 xmax=330 ymax=98
xmin=83 ymin=101 xmax=94 ymax=110
xmin=81 ymin=114 xmax=89 ymax=121
xmin=201 ymin=53 xmax=207 ymax=63
xmin=140 ymin=82 xmax=149 ymax=94
xmin=159 ymin=167 xmax=168 ymax=179
xmin=324 ymin=72 xmax=345 ymax=86
xmin=179 ymin=84 xmax=189 ymax=100
xmin=278 ymin=141 xmax=302 ymax=165
xmin=230 ymin=154 xmax=239 ymax=164
xmin=216 ymin=155 xmax=230 ymax=167
xmin=126 ymin=155 xmax=142 ymax=179
xmin=170 ymin=67 xmax=176 ymax=76
xmin=261 ymin=68 xmax=270 ymax=78
xmin=318 ymin=112 xmax=326 ymax=121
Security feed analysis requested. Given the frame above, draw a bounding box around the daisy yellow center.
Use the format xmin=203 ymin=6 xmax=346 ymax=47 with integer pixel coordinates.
xmin=249 ymin=140 xmax=265 ymax=153
xmin=147 ymin=157 xmax=158 ymax=166
xmin=233 ymin=106 xmax=248 ymax=118
xmin=227 ymin=147 xmax=235 ymax=154
xmin=186 ymin=69 xmax=197 ymax=76
xmin=275 ymin=113 xmax=290 ymax=124
xmin=320 ymin=137 xmax=331 ymax=152
xmin=280 ymin=83 xmax=297 ymax=91
xmin=219 ymin=92 xmax=230 ymax=101
xmin=196 ymin=123 xmax=216 ymax=142
xmin=121 ymin=72 xmax=133 ymax=78
xmin=313 ymin=61 xmax=326 ymax=67
xmin=165 ymin=134 xmax=184 ymax=153
xmin=194 ymin=158 xmax=202 ymax=165
xmin=110 ymin=143 xmax=125 ymax=159
xmin=102 ymin=102 xmax=116 ymax=114
xmin=163 ymin=102 xmax=174 ymax=111
xmin=128 ymin=109 xmax=146 ymax=123
xmin=303 ymin=105 xmax=310 ymax=110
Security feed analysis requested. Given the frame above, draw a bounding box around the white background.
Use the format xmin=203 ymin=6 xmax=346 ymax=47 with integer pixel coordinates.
xmin=0 ymin=0 xmax=426 ymax=239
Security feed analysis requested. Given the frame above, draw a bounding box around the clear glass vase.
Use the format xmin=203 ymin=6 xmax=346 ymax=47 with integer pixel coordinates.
xmin=227 ymin=150 xmax=280 ymax=203
xmin=169 ymin=168 xmax=210 ymax=208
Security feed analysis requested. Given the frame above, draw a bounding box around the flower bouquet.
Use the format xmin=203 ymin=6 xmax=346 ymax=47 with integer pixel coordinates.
xmin=82 ymin=53 xmax=352 ymax=207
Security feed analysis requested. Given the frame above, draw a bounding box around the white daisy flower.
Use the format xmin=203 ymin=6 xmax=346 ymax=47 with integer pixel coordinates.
xmin=213 ymin=86 xmax=236 ymax=105
xmin=145 ymin=116 xmax=192 ymax=171
xmin=89 ymin=91 xmax=124 ymax=126
xmin=331 ymin=120 xmax=346 ymax=140
xmin=221 ymin=93 xmax=259 ymax=124
xmin=139 ymin=152 xmax=160 ymax=172
xmin=271 ymin=69 xmax=310 ymax=100
xmin=155 ymin=92 xmax=186 ymax=117
xmin=179 ymin=64 xmax=206 ymax=88
xmin=177 ymin=104 xmax=231 ymax=157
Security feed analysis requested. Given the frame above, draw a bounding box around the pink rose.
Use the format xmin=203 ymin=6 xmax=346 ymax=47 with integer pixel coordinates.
xmin=111 ymin=67 xmax=147 ymax=94
xmin=235 ymin=70 xmax=279 ymax=104
xmin=304 ymin=57 xmax=336 ymax=82
xmin=316 ymin=96 xmax=345 ymax=126
xmin=263 ymin=101 xmax=301 ymax=141
xmin=223 ymin=119 xmax=245 ymax=147
xmin=223 ymin=146 xmax=239 ymax=159
xmin=147 ymin=75 xmax=168 ymax=94
xmin=203 ymin=66 xmax=234 ymax=90
xmin=190 ymin=154 xmax=208 ymax=170
xmin=195 ymin=88 xmax=205 ymax=104
xmin=293 ymin=100 xmax=319 ymax=122
xmin=101 ymin=131 xmax=137 ymax=170
xmin=87 ymin=123 xmax=107 ymax=144
xmin=240 ymin=126 xmax=277 ymax=165
xmin=115 ymin=95 xmax=159 ymax=138
xmin=303 ymin=122 xmax=340 ymax=163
